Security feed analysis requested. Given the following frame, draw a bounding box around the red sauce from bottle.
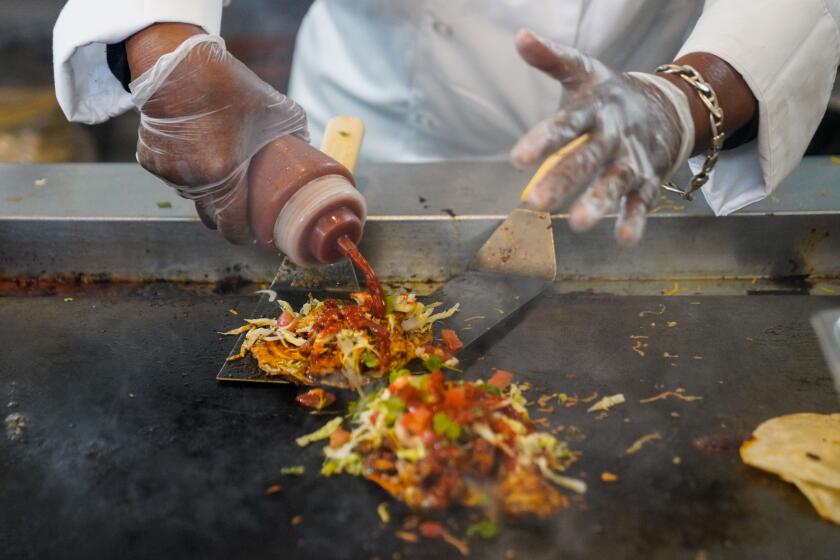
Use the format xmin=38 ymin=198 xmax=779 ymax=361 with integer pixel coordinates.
xmin=309 ymin=298 xmax=391 ymax=372
xmin=337 ymin=235 xmax=386 ymax=318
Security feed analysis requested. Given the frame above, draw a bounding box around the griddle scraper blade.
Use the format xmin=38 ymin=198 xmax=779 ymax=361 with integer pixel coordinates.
xmin=433 ymin=208 xmax=556 ymax=353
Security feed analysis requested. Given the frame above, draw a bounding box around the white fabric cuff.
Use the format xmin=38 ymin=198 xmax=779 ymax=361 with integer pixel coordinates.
xmin=53 ymin=0 xmax=224 ymax=124
xmin=677 ymin=0 xmax=840 ymax=215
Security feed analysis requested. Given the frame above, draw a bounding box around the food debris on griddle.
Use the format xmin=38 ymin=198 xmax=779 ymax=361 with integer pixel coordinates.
xmin=639 ymin=388 xmax=702 ymax=404
xmin=626 ymin=432 xmax=662 ymax=455
xmin=601 ymin=472 xmax=619 ymax=483
xmin=587 ymin=394 xmax=625 ymax=413
xmin=377 ymin=502 xmax=391 ymax=523
xmin=420 ymin=521 xmax=470 ymax=556
xmin=638 ymin=304 xmax=666 ymax=317
xmin=296 ymin=388 xmax=336 ymax=411
xmin=395 ymin=531 xmax=418 ymax=543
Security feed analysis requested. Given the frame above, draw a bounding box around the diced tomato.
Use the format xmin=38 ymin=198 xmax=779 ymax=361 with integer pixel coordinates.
xmin=440 ymin=329 xmax=463 ymax=352
xmin=392 ymin=385 xmax=422 ymax=407
xmin=277 ymin=310 xmax=296 ymax=328
xmin=329 ymin=428 xmax=351 ymax=449
xmin=295 ymin=388 xmax=336 ymax=410
xmin=419 ymin=521 xmax=445 ymax=539
xmin=425 ymin=370 xmax=445 ymax=398
xmin=488 ymin=369 xmax=513 ymax=389
xmin=370 ymin=411 xmax=380 ymax=425
xmin=444 ymin=386 xmax=468 ymax=409
xmin=400 ymin=407 xmax=432 ymax=435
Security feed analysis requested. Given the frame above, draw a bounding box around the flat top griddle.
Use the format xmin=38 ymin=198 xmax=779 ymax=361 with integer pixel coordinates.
xmin=2 ymin=290 xmax=839 ymax=560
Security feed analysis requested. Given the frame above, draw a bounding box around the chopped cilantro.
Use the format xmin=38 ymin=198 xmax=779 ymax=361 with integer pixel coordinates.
xmin=432 ymin=411 xmax=461 ymax=440
xmin=467 ymin=520 xmax=500 ymax=539
xmin=423 ymin=354 xmax=443 ymax=372
xmin=361 ymin=350 xmax=379 ymax=368
xmin=156 ymin=201 xmax=172 ymax=209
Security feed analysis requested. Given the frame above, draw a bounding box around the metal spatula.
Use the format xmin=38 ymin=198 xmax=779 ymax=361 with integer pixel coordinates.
xmin=430 ymin=137 xmax=584 ymax=357
xmin=432 ymin=208 xmax=557 ymax=355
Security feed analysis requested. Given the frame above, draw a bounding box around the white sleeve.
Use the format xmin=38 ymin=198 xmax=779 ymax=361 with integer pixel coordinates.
xmin=53 ymin=0 xmax=224 ymax=124
xmin=677 ymin=0 xmax=840 ymax=215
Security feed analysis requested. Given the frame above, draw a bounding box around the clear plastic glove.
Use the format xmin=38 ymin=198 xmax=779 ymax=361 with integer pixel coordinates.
xmin=129 ymin=34 xmax=308 ymax=244
xmin=511 ymin=30 xmax=695 ymax=246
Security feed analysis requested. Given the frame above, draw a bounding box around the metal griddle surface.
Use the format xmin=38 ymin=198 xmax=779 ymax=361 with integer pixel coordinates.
xmin=2 ymin=292 xmax=839 ymax=559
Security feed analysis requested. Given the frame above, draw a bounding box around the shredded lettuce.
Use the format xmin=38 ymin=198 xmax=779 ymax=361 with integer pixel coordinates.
xmin=296 ymin=417 xmax=343 ymax=447
xmin=336 ymin=329 xmax=376 ymax=388
xmin=401 ymin=302 xmax=459 ymax=332
xmin=254 ymin=289 xmax=277 ymax=302
xmin=536 ymin=457 xmax=587 ymax=494
xmin=321 ymin=452 xmax=363 ymax=476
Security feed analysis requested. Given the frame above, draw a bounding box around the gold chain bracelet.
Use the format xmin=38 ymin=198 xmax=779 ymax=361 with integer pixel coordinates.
xmin=655 ymin=64 xmax=725 ymax=201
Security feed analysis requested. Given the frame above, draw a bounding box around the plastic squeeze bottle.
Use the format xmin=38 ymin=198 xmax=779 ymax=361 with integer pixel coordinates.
xmin=247 ymin=116 xmax=367 ymax=266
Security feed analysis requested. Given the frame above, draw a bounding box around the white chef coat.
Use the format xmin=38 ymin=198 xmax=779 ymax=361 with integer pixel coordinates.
xmin=53 ymin=0 xmax=840 ymax=215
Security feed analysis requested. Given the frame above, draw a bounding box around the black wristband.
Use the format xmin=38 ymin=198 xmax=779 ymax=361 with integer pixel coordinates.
xmin=106 ymin=42 xmax=132 ymax=92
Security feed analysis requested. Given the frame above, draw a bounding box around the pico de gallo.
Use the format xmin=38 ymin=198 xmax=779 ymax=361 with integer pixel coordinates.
xmin=297 ymin=368 xmax=586 ymax=518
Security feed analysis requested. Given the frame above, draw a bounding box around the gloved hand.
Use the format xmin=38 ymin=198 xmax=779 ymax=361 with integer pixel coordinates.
xmin=128 ymin=29 xmax=308 ymax=244
xmin=511 ymin=30 xmax=695 ymax=246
